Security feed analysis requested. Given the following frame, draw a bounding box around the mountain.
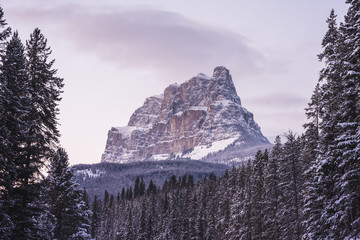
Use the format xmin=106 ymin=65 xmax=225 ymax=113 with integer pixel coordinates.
xmin=102 ymin=66 xmax=271 ymax=164
xmin=73 ymin=160 xmax=229 ymax=200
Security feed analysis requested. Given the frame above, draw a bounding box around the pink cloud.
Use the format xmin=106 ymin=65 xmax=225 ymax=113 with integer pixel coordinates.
xmin=6 ymin=5 xmax=271 ymax=80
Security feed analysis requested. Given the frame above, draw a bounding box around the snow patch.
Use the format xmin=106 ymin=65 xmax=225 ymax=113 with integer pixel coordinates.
xmin=114 ymin=125 xmax=150 ymax=139
xmin=76 ymin=169 xmax=105 ymax=180
xmin=151 ymin=94 xmax=164 ymax=99
xmin=189 ymin=106 xmax=207 ymax=111
xmin=151 ymin=154 xmax=171 ymax=161
xmin=182 ymin=137 xmax=238 ymax=160
xmin=197 ymin=73 xmax=211 ymax=80
xmin=175 ymin=111 xmax=184 ymax=116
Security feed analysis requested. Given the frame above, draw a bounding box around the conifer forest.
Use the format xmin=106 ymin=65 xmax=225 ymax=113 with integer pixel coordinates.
xmin=0 ymin=1 xmax=359 ymax=240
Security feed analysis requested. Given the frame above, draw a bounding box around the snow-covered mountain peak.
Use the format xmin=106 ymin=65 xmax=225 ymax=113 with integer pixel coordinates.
xmin=102 ymin=67 xmax=271 ymax=164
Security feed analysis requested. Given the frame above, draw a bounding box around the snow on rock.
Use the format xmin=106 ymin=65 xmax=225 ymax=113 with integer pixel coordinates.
xmin=151 ymin=154 xmax=171 ymax=161
xmin=182 ymin=137 xmax=238 ymax=160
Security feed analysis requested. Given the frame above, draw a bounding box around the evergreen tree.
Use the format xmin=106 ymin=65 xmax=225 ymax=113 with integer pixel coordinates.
xmin=305 ymin=5 xmax=360 ymax=238
xmin=0 ymin=6 xmax=10 ymax=52
xmin=91 ymin=195 xmax=102 ymax=239
xmin=306 ymin=9 xmax=344 ymax=239
xmin=134 ymin=176 xmax=141 ymax=198
xmin=278 ymin=132 xmax=303 ymax=240
xmin=263 ymin=136 xmax=281 ymax=240
xmin=46 ymin=148 xmax=91 ymax=240
xmin=125 ymin=204 xmax=135 ymax=240
xmin=333 ymin=1 xmax=360 ymax=238
xmin=251 ymin=150 xmax=267 ymax=239
xmin=216 ymin=170 xmax=231 ymax=238
xmin=0 ymin=31 xmax=44 ymax=240
xmin=0 ymin=7 xmax=13 ymax=237
xmin=227 ymin=166 xmax=242 ymax=240
xmin=302 ymin=85 xmax=324 ymax=239
xmin=147 ymin=179 xmax=157 ymax=195
xmin=239 ymin=160 xmax=253 ymax=240
xmin=25 ymin=27 xmax=63 ymax=164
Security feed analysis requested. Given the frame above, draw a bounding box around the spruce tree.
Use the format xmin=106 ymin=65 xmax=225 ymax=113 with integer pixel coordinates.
xmin=46 ymin=148 xmax=91 ymax=240
xmin=278 ymin=132 xmax=303 ymax=240
xmin=239 ymin=160 xmax=253 ymax=240
xmin=307 ymin=9 xmax=345 ymax=239
xmin=0 ymin=6 xmax=10 ymax=52
xmin=0 ymin=6 xmax=13 ymax=239
xmin=263 ymin=136 xmax=281 ymax=240
xmin=25 ymin=27 xmax=63 ymax=164
xmin=333 ymin=1 xmax=360 ymax=238
xmin=0 ymin=31 xmax=45 ymax=239
xmin=227 ymin=166 xmax=242 ymax=240
xmin=91 ymin=195 xmax=102 ymax=239
xmin=251 ymin=150 xmax=267 ymax=240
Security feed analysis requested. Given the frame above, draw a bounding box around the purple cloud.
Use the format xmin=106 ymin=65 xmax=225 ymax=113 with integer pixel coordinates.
xmin=7 ymin=5 xmax=271 ymax=80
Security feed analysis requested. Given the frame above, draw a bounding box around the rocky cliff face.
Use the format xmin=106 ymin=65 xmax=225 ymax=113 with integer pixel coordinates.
xmin=102 ymin=66 xmax=271 ymax=164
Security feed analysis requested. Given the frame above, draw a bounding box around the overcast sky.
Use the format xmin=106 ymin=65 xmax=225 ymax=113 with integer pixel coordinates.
xmin=1 ymin=0 xmax=349 ymax=165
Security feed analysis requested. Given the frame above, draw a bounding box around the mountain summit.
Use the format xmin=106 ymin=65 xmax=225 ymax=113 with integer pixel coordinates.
xmin=102 ymin=66 xmax=271 ymax=164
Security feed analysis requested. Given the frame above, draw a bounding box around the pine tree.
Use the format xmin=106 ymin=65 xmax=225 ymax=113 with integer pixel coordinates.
xmin=8 ymin=27 xmax=64 ymax=240
xmin=306 ymin=5 xmax=360 ymax=238
xmin=333 ymin=1 xmax=360 ymax=238
xmin=305 ymin=9 xmax=345 ymax=239
xmin=91 ymin=195 xmax=102 ymax=239
xmin=263 ymin=136 xmax=281 ymax=240
xmin=0 ymin=6 xmax=10 ymax=52
xmin=0 ymin=31 xmax=45 ymax=239
xmin=134 ymin=176 xmax=141 ymax=198
xmin=25 ymin=27 xmax=63 ymax=164
xmin=278 ymin=132 xmax=303 ymax=240
xmin=302 ymin=85 xmax=325 ymax=239
xmin=251 ymin=150 xmax=267 ymax=239
xmin=216 ymin=170 xmax=231 ymax=239
xmin=46 ymin=148 xmax=91 ymax=240
xmin=0 ymin=7 xmax=13 ymax=239
xmin=239 ymin=160 xmax=253 ymax=240
xmin=227 ymin=167 xmax=243 ymax=240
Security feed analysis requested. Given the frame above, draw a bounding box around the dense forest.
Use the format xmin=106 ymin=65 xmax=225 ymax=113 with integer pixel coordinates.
xmin=0 ymin=1 xmax=359 ymax=239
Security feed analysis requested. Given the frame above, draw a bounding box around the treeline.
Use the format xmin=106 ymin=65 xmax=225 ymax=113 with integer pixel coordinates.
xmin=90 ymin=133 xmax=305 ymax=240
xmin=0 ymin=6 xmax=92 ymax=240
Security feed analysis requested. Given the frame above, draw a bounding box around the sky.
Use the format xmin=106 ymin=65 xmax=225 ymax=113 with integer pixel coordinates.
xmin=1 ymin=0 xmax=349 ymax=165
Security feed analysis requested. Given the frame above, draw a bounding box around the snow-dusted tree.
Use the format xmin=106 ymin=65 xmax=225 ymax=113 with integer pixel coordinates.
xmin=0 ymin=6 xmax=13 ymax=239
xmin=204 ymin=174 xmax=218 ymax=240
xmin=25 ymin=27 xmax=63 ymax=164
xmin=278 ymin=132 xmax=304 ymax=240
xmin=7 ymin=26 xmax=64 ymax=240
xmin=304 ymin=4 xmax=360 ymax=238
xmin=263 ymin=136 xmax=282 ymax=240
xmin=0 ymin=6 xmax=10 ymax=53
xmin=251 ymin=150 xmax=267 ymax=240
xmin=0 ymin=31 xmax=46 ymax=239
xmin=302 ymin=9 xmax=344 ymax=239
xmin=0 ymin=21 xmax=63 ymax=239
xmin=239 ymin=160 xmax=253 ymax=240
xmin=333 ymin=1 xmax=360 ymax=238
xmin=46 ymin=148 xmax=91 ymax=240
xmin=301 ymin=82 xmax=325 ymax=240
xmin=226 ymin=166 xmax=245 ymax=240
xmin=91 ymin=195 xmax=102 ymax=239
xmin=216 ymin=169 xmax=231 ymax=238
